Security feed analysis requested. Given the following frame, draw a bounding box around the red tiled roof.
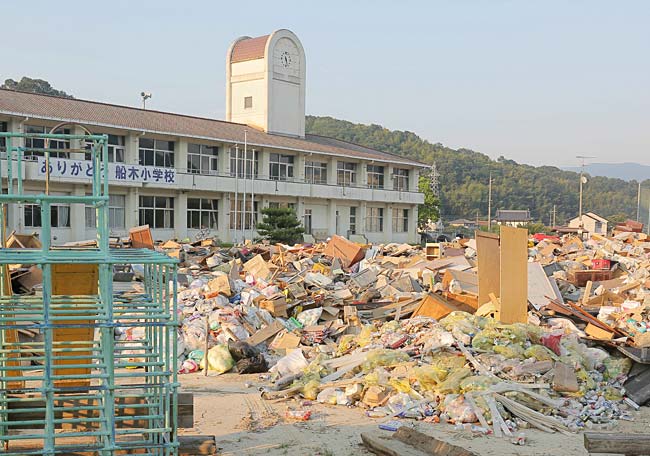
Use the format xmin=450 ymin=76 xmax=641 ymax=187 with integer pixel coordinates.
xmin=0 ymin=89 xmax=426 ymax=167
xmin=230 ymin=35 xmax=270 ymax=63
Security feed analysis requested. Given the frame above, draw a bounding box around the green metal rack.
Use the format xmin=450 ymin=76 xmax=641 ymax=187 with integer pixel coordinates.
xmin=0 ymin=131 xmax=178 ymax=455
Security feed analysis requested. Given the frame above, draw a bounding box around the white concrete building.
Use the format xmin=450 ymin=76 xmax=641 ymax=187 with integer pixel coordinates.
xmin=568 ymin=212 xmax=608 ymax=235
xmin=0 ymin=29 xmax=425 ymax=245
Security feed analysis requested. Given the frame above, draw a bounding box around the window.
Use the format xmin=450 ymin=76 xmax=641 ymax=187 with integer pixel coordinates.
xmin=392 ymin=208 xmax=408 ymax=232
xmin=139 ymin=196 xmax=174 ymax=228
xmin=0 ymin=121 xmax=7 ymax=154
xmin=84 ymin=134 xmax=125 ymax=163
xmin=229 ymin=149 xmax=258 ymax=178
xmin=187 ymin=198 xmax=218 ymax=229
xmin=229 ymin=199 xmax=258 ymax=230
xmin=268 ymin=202 xmax=297 ymax=212
xmin=24 ymin=203 xmax=70 ymax=228
xmin=393 ymin=168 xmax=410 ymax=191
xmin=367 ymin=165 xmax=385 ymax=189
xmin=244 ymin=96 xmax=253 ymax=109
xmin=366 ymin=207 xmax=384 ymax=232
xmin=86 ymin=195 xmax=125 ymax=229
xmin=305 ymin=161 xmax=327 ymax=184
xmin=303 ymin=209 xmax=312 ymax=234
xmin=24 ymin=125 xmax=71 ymax=160
xmin=349 ymin=207 xmax=357 ymax=235
xmin=139 ymin=138 xmax=175 ymax=168
xmin=337 ymin=161 xmax=356 ymax=186
xmin=187 ymin=143 xmax=218 ymax=175
xmin=269 ymin=153 xmax=294 ymax=181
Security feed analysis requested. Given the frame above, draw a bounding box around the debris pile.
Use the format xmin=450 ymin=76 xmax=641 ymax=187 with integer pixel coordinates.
xmin=156 ymin=226 xmax=650 ymax=443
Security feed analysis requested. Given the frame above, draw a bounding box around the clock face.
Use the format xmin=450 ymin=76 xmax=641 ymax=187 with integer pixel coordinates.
xmin=280 ymin=51 xmax=292 ymax=68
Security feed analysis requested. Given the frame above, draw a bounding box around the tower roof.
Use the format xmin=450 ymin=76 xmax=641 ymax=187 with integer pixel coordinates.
xmin=230 ymin=35 xmax=270 ymax=63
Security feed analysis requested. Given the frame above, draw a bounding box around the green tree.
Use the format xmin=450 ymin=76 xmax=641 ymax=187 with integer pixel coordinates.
xmin=256 ymin=207 xmax=304 ymax=244
xmin=1 ymin=77 xmax=74 ymax=98
xmin=418 ymin=174 xmax=439 ymax=228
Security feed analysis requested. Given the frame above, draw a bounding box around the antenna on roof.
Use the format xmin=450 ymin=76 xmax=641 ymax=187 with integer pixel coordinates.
xmin=140 ymin=92 xmax=152 ymax=109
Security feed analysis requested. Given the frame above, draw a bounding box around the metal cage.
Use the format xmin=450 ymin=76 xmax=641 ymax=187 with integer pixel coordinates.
xmin=0 ymin=132 xmax=178 ymax=455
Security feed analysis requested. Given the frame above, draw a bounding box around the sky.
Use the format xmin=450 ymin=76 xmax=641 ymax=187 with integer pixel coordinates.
xmin=1 ymin=0 xmax=649 ymax=168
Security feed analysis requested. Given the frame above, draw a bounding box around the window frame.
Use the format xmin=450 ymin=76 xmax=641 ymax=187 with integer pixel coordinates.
xmin=336 ymin=161 xmax=357 ymax=186
xmin=187 ymin=143 xmax=219 ymax=175
xmin=367 ymin=164 xmax=385 ymax=189
xmin=392 ymin=208 xmax=409 ymax=233
xmin=244 ymin=96 xmax=253 ymax=109
xmin=138 ymin=138 xmax=175 ymax=168
xmin=24 ymin=203 xmax=70 ymax=228
xmin=349 ymin=207 xmax=357 ymax=235
xmin=365 ymin=207 xmax=384 ymax=232
xmin=187 ymin=198 xmax=218 ymax=229
xmin=304 ymin=160 xmax=327 ymax=184
xmin=84 ymin=134 xmax=125 ymax=163
xmin=138 ymin=195 xmax=175 ymax=229
xmin=393 ymin=168 xmax=410 ymax=191
xmin=229 ymin=149 xmax=258 ymax=178
xmin=229 ymin=199 xmax=258 ymax=230
xmin=23 ymin=125 xmax=71 ymax=160
xmin=269 ymin=153 xmax=295 ymax=181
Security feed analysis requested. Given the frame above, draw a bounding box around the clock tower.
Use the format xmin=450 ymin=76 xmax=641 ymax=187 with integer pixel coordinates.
xmin=226 ymin=29 xmax=306 ymax=138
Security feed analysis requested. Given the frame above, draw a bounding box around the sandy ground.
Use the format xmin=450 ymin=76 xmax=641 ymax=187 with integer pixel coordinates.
xmin=178 ymin=372 xmax=649 ymax=456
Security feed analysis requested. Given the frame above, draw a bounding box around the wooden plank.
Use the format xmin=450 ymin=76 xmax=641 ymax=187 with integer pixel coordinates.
xmin=52 ymin=263 xmax=98 ymax=388
xmin=552 ymin=362 xmax=579 ymax=393
xmin=527 ymin=262 xmax=558 ymax=310
xmin=360 ymin=431 xmax=428 ymax=456
xmin=393 ymin=427 xmax=478 ymax=456
xmin=475 ymin=230 xmax=500 ymax=306
xmin=585 ymin=323 xmax=614 ymax=340
xmin=584 ymin=433 xmax=650 ymax=455
xmin=582 ymin=280 xmax=593 ymax=305
xmin=499 ymin=226 xmax=528 ymax=324
xmin=411 ymin=293 xmax=474 ymax=320
xmin=246 ymin=320 xmax=285 ymax=347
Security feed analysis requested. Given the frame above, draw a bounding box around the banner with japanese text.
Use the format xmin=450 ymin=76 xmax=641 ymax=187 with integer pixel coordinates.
xmin=37 ymin=157 xmax=176 ymax=185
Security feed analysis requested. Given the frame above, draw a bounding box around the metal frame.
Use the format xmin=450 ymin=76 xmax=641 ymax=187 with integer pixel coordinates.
xmin=0 ymin=132 xmax=178 ymax=455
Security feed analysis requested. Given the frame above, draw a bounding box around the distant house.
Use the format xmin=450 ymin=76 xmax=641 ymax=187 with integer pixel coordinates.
xmin=448 ymin=218 xmax=476 ymax=229
xmin=568 ymin=212 xmax=608 ymax=235
xmin=494 ymin=209 xmax=531 ymax=227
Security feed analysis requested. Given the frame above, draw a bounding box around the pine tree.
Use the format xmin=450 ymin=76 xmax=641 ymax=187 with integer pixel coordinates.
xmin=256 ymin=207 xmax=304 ymax=244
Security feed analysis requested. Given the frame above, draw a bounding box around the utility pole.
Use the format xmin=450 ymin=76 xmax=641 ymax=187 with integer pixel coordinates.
xmin=487 ymin=172 xmax=492 ymax=230
xmin=552 ymin=204 xmax=557 ymax=227
xmin=576 ymin=155 xmax=594 ymax=226
xmin=233 ymin=144 xmax=239 ymax=244
xmin=637 ymin=182 xmax=642 ymax=222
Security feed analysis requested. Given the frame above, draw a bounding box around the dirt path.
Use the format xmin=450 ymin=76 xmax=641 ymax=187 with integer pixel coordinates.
xmin=179 ymin=372 xmax=646 ymax=456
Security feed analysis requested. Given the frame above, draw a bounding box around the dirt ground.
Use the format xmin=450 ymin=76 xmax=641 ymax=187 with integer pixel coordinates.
xmin=178 ymin=372 xmax=647 ymax=456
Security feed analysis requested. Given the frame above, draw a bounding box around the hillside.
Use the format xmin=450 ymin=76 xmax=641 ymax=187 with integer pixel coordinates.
xmin=306 ymin=116 xmax=644 ymax=224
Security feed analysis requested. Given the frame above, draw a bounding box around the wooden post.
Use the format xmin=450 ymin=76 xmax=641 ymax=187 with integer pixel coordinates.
xmin=475 ymin=231 xmax=500 ymax=306
xmin=499 ymin=226 xmax=528 ymax=324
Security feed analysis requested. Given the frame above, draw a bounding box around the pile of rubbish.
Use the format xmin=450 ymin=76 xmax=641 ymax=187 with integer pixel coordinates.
xmin=158 ymin=227 xmax=650 ymax=442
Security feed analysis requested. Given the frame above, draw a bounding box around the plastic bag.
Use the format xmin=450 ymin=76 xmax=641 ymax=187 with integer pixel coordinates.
xmin=337 ymin=334 xmax=357 ymax=353
xmin=459 ymin=375 xmax=497 ymax=393
xmin=436 ymin=367 xmax=472 ymax=394
xmin=603 ymin=356 xmax=632 ymax=381
xmin=236 ymin=354 xmax=268 ymax=374
xmin=200 ymin=344 xmax=234 ymax=374
xmin=524 ymin=344 xmax=557 ymax=362
xmin=493 ymin=344 xmax=525 ymax=359
xmin=270 ymin=349 xmax=309 ymax=377
xmin=411 ymin=365 xmax=448 ymax=391
xmin=362 ymin=349 xmax=410 ymax=370
xmin=442 ymin=394 xmax=477 ymax=423
xmin=228 ymin=340 xmax=258 ymax=361
xmin=296 ymin=308 xmax=323 ymax=327
xmin=356 ymin=325 xmax=375 ymax=347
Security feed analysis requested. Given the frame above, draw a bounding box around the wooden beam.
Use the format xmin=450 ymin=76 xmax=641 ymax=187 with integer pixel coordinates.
xmin=499 ymin=226 xmax=528 ymax=324
xmin=584 ymin=433 xmax=650 ymax=455
xmin=475 ymin=231 xmax=500 ymax=306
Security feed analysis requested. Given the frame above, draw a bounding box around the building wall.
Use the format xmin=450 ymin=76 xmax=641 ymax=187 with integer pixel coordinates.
xmin=0 ymin=115 xmax=424 ymax=245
